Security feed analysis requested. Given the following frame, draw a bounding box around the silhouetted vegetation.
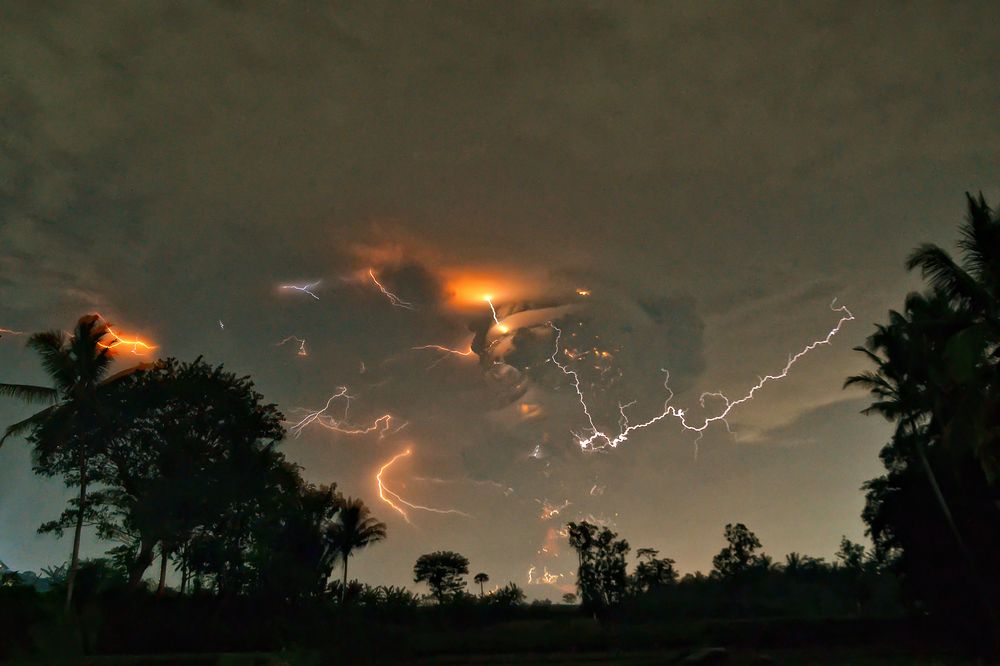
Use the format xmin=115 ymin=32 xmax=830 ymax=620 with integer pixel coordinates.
xmin=849 ymin=193 xmax=1000 ymax=638
xmin=413 ymin=550 xmax=470 ymax=604
xmin=4 ymin=194 xmax=1000 ymax=662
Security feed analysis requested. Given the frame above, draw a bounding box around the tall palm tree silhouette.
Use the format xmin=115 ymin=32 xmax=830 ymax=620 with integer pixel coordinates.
xmin=474 ymin=572 xmax=489 ymax=597
xmin=1 ymin=315 xmax=152 ymax=610
xmin=326 ymin=497 xmax=387 ymax=603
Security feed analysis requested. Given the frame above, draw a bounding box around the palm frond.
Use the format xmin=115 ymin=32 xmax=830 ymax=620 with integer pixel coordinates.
xmin=0 ymin=405 xmax=59 ymax=447
xmin=906 ymin=244 xmax=985 ymax=307
xmin=26 ymin=331 xmax=75 ymax=391
xmin=0 ymin=383 xmax=57 ymax=404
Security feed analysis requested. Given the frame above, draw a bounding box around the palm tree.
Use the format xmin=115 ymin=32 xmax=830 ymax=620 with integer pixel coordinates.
xmin=846 ymin=292 xmax=973 ymax=559
xmin=325 ymin=497 xmax=386 ymax=603
xmin=0 ymin=315 xmax=151 ymax=611
xmin=474 ymin=572 xmax=489 ymax=597
xmin=905 ymin=192 xmax=1000 ymax=480
xmin=847 ymin=290 xmax=998 ymax=627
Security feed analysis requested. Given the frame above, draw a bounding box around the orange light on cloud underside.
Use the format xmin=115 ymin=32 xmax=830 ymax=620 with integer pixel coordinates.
xmin=443 ymin=272 xmax=520 ymax=307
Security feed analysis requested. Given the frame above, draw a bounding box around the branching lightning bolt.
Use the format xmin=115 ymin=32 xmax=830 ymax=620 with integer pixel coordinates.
xmin=287 ymin=387 xmax=405 ymax=438
xmin=281 ymin=280 xmax=321 ymax=300
xmin=92 ymin=315 xmax=156 ymax=355
xmin=376 ymin=448 xmax=471 ymax=523
xmin=369 ymin=269 xmax=415 ymax=310
xmin=549 ymin=299 xmax=855 ymax=452
xmin=276 ymin=335 xmax=308 ymax=357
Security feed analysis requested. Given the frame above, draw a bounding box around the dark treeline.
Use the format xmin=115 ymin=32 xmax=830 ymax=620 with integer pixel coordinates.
xmin=3 ymin=193 xmax=1000 ymax=661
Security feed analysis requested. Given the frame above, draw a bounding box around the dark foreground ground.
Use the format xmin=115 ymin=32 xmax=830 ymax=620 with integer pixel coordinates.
xmin=4 ymin=649 xmax=994 ymax=665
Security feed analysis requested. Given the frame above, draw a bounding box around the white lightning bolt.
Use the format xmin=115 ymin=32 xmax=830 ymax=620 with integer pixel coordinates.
xmin=369 ymin=269 xmax=415 ymax=310
xmin=281 ymin=280 xmax=321 ymax=300
xmin=287 ymin=387 xmax=405 ymax=438
xmin=483 ymin=295 xmax=509 ymax=333
xmin=549 ymin=299 xmax=855 ymax=452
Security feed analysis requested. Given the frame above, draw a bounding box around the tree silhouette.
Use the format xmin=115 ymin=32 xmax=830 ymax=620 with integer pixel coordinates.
xmin=633 ymin=547 xmax=679 ymax=592
xmin=712 ymin=523 xmax=764 ymax=579
xmin=851 ymin=193 xmax=1000 ymax=631
xmin=905 ymin=194 xmax=1000 ymax=483
xmin=413 ymin=551 xmax=469 ymax=603
xmin=474 ymin=572 xmax=489 ymax=597
xmin=326 ymin=497 xmax=387 ymax=603
xmin=567 ymin=521 xmax=630 ymax=613
xmin=0 ymin=315 xmax=151 ymax=611
xmin=33 ymin=357 xmax=291 ymax=593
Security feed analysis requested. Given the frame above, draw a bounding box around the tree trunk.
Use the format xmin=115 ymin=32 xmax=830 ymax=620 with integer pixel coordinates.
xmin=340 ymin=556 xmax=349 ymax=604
xmin=156 ymin=549 xmax=169 ymax=597
xmin=128 ymin=539 xmax=157 ymax=589
xmin=479 ymin=581 xmax=484 ymax=597
xmin=64 ymin=449 xmax=88 ymax=613
xmin=915 ymin=439 xmax=999 ymax=633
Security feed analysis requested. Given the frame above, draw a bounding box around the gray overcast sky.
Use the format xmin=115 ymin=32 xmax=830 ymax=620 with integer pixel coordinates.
xmin=2 ymin=1 xmax=999 ymax=598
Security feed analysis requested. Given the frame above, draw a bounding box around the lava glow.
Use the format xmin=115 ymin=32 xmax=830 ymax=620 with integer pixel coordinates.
xmin=280 ymin=280 xmax=321 ymax=300
xmin=287 ymin=387 xmax=403 ymax=438
xmin=549 ymin=299 xmax=855 ymax=452
xmin=369 ymin=269 xmax=415 ymax=310
xmin=375 ymin=448 xmax=470 ymax=523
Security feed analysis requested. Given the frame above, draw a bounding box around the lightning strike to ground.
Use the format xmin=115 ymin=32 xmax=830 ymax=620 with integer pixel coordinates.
xmin=549 ymin=300 xmax=855 ymax=452
xmin=375 ymin=448 xmax=471 ymax=523
xmin=369 ymin=269 xmax=415 ymax=310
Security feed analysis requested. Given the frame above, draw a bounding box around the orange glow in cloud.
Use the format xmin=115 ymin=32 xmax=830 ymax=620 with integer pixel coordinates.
xmin=442 ymin=271 xmax=523 ymax=308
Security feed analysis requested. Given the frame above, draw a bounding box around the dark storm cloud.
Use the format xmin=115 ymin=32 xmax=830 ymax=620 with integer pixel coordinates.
xmin=2 ymin=1 xmax=999 ymax=594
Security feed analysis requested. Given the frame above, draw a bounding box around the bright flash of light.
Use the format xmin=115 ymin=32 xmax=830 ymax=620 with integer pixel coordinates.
xmin=576 ymin=288 xmax=591 ymax=297
xmin=482 ymin=295 xmax=510 ymax=333
xmin=376 ymin=448 xmax=471 ymax=523
xmin=287 ymin=387 xmax=404 ymax=438
xmin=218 ymin=320 xmax=225 ymax=330
xmin=548 ymin=300 xmax=855 ymax=452
xmin=276 ymin=335 xmax=308 ymax=357
xmin=280 ymin=280 xmax=321 ymax=300
xmin=527 ymin=566 xmax=564 ymax=585
xmin=537 ymin=499 xmax=571 ymax=521
xmin=96 ymin=325 xmax=157 ymax=355
xmin=369 ymin=269 xmax=415 ymax=310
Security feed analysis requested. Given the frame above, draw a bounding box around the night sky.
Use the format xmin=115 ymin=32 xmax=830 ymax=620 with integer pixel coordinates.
xmin=2 ymin=2 xmax=999 ymax=599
